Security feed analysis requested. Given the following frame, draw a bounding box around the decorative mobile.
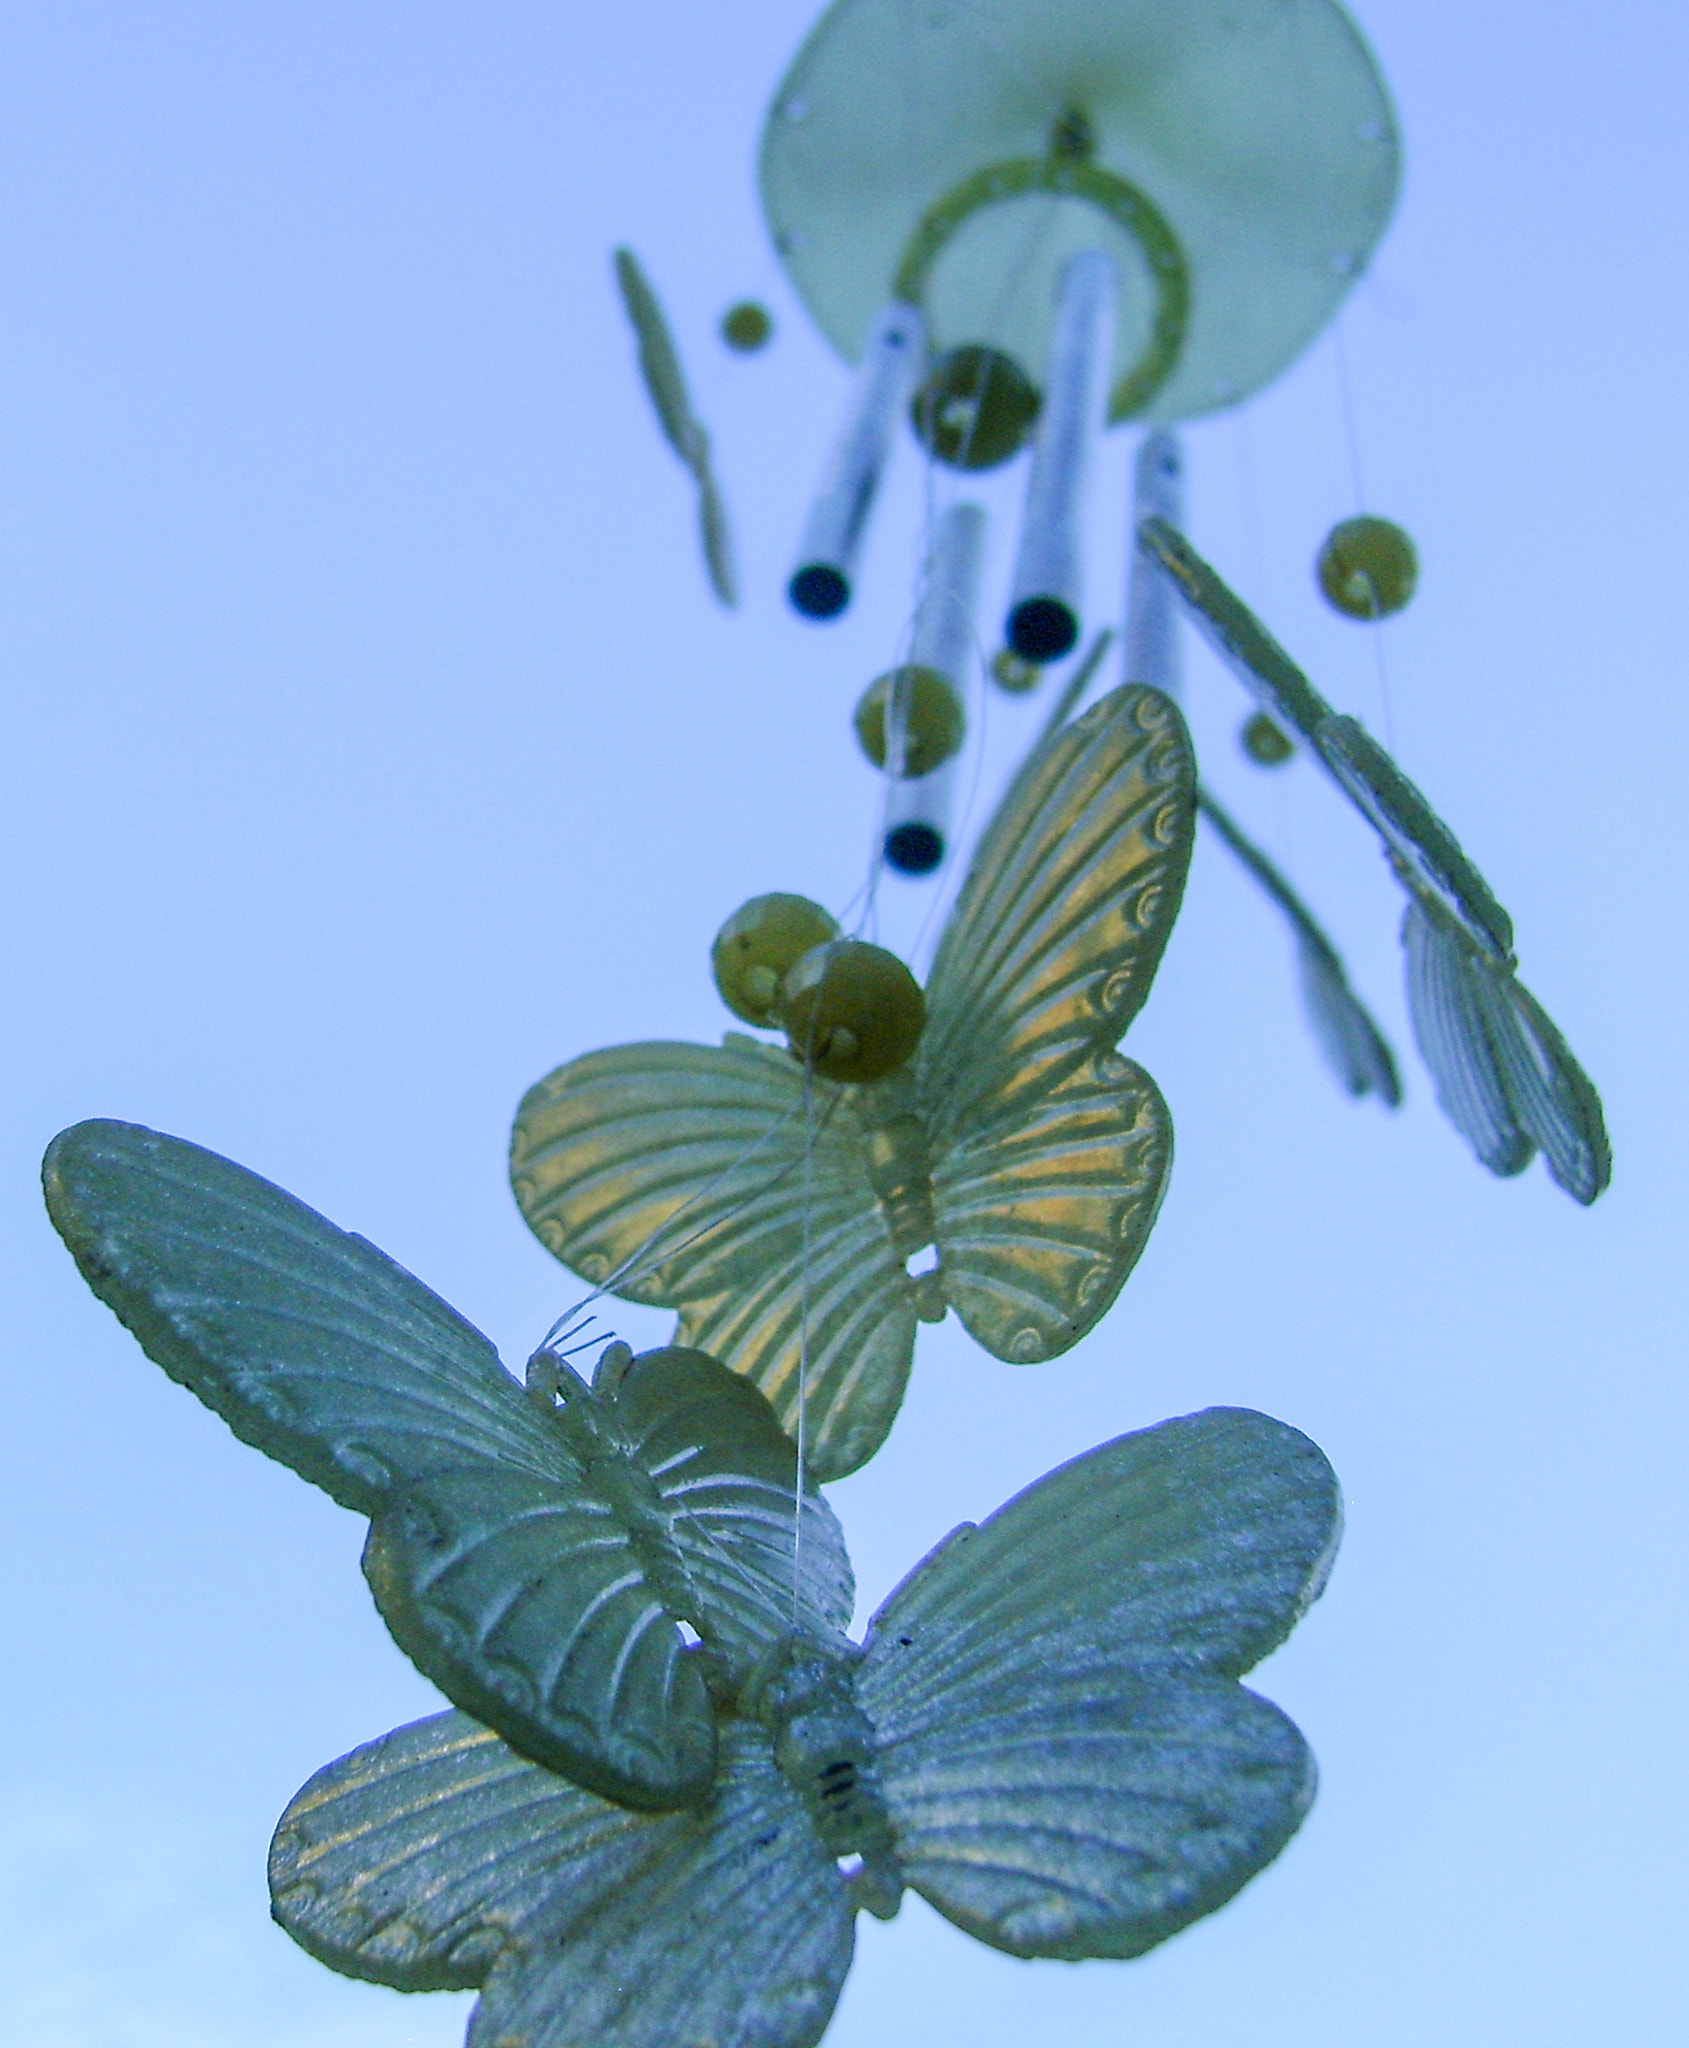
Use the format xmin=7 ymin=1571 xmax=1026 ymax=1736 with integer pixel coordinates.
xmin=42 ymin=2 xmax=1617 ymax=2047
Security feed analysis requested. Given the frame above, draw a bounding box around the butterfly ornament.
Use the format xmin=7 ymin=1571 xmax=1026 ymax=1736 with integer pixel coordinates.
xmin=46 ymin=1118 xmax=1341 ymax=2048
xmin=510 ymin=680 xmax=1197 ymax=1480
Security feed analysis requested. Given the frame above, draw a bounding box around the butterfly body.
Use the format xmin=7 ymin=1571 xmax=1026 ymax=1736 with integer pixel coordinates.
xmin=512 ymin=683 xmax=1196 ymax=1477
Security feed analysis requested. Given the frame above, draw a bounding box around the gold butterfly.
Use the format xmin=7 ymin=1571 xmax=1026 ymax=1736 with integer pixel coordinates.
xmin=510 ymin=681 xmax=1195 ymax=1479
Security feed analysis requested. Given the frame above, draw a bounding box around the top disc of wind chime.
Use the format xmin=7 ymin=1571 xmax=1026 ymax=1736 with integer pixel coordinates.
xmin=760 ymin=0 xmax=1400 ymax=425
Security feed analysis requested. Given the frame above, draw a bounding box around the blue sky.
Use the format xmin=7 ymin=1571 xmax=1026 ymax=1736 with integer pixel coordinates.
xmin=2 ymin=3 xmax=1684 ymax=2043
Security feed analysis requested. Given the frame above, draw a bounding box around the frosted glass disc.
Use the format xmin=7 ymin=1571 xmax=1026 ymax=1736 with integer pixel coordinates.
xmin=760 ymin=0 xmax=1400 ymax=421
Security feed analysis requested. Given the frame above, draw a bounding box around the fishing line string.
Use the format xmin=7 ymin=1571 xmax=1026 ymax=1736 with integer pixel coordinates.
xmin=1330 ymin=314 xmax=1397 ymax=752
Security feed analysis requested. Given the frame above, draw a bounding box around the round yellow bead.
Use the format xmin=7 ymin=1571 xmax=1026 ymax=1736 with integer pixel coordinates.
xmin=1316 ymin=515 xmax=1418 ymax=619
xmin=721 ymin=301 xmax=773 ymax=352
xmin=1241 ymin=712 xmax=1294 ymax=766
xmin=911 ymin=345 xmax=1040 ymax=471
xmin=711 ymin=894 xmax=840 ymax=1026
xmin=854 ymin=666 xmax=966 ymax=777
xmin=779 ymin=940 xmax=926 ymax=1084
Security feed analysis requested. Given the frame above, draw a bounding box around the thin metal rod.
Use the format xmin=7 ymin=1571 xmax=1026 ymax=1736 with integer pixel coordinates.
xmin=1124 ymin=429 xmax=1182 ymax=694
xmin=1006 ymin=249 xmax=1116 ymax=661
xmin=789 ymin=301 xmax=925 ymax=620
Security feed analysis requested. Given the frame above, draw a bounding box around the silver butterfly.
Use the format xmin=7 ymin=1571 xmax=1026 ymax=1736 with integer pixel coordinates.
xmin=45 ymin=1118 xmax=1341 ymax=2048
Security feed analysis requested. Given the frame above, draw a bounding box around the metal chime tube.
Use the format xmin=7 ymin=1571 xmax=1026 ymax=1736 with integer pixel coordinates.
xmin=1005 ymin=249 xmax=1116 ymax=662
xmin=1124 ymin=428 xmax=1184 ymax=695
xmin=788 ymin=301 xmax=926 ymax=619
xmin=883 ymin=502 xmax=985 ymax=876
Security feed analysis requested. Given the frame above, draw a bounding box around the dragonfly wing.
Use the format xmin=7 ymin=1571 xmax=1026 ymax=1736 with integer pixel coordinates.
xmin=1493 ymin=973 xmax=1611 ymax=1204
xmin=270 ymin=1709 xmax=678 ymax=1991
xmin=613 ymin=247 xmax=704 ymax=471
xmin=471 ymin=1719 xmax=853 ymax=2048
xmin=920 ymin=683 xmax=1195 ymax=1134
xmin=1315 ymin=714 xmax=1514 ymax=960
xmin=512 ymin=1040 xmax=914 ymax=1482
xmin=698 ymin=463 xmax=739 ymax=607
xmin=858 ymin=1408 xmax=1338 ymax=1959
xmin=932 ymin=1052 xmax=1171 ymax=1363
xmin=1403 ymin=900 xmax=1609 ymax=1201
xmin=43 ymin=1119 xmax=563 ymax=1514
xmin=1296 ymin=937 xmax=1403 ymax=1105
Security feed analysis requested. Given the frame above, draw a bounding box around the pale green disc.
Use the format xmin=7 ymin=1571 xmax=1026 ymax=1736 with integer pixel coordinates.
xmin=759 ymin=0 xmax=1399 ymax=421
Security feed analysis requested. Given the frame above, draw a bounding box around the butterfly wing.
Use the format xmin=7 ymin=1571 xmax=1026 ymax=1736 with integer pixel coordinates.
xmin=43 ymin=1120 xmax=565 ymax=1515
xmin=858 ymin=1407 xmax=1339 ymax=1960
xmin=925 ymin=1054 xmax=1172 ymax=1362
xmin=918 ymin=684 xmax=1194 ymax=1358
xmin=511 ymin=1039 xmax=915 ymax=1481
xmin=1403 ymin=899 xmax=1610 ymax=1202
xmin=365 ymin=1342 xmax=856 ymax=1809
xmin=272 ymin=1711 xmax=855 ymax=2048
xmin=270 ymin=1709 xmax=674 ymax=1990
xmin=44 ymin=1120 xmax=718 ymax=1810
xmin=602 ymin=1344 xmax=855 ymax=1664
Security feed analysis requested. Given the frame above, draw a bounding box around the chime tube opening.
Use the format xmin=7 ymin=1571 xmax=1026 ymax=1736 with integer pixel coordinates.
xmin=789 ymin=301 xmax=926 ymax=619
xmin=1124 ymin=429 xmax=1183 ymax=695
xmin=880 ymin=501 xmax=981 ymax=876
xmin=1006 ymin=250 xmax=1117 ymax=662
xmin=883 ymin=756 xmax=957 ymax=876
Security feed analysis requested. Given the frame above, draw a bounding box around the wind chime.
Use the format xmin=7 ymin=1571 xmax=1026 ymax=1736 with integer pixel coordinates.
xmin=42 ymin=5 xmax=1610 ymax=2048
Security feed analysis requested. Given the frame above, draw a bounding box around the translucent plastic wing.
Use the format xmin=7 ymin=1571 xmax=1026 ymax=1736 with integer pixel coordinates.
xmin=858 ymin=1408 xmax=1339 ymax=1960
xmin=1403 ymin=899 xmax=1610 ymax=1203
xmin=272 ymin=1711 xmax=853 ymax=2048
xmin=613 ymin=246 xmax=738 ymax=610
xmin=365 ymin=1342 xmax=853 ymax=1803
xmin=614 ymin=247 xmax=705 ymax=472
xmin=43 ymin=1121 xmax=848 ymax=1809
xmin=698 ymin=465 xmax=739 ymax=607
xmin=1297 ymin=940 xmax=1401 ymax=1104
xmin=511 ymin=1039 xmax=916 ymax=1481
xmin=1140 ymin=516 xmax=1512 ymax=960
xmin=1137 ymin=516 xmax=1337 ymax=741
xmin=920 ymin=682 xmax=1194 ymax=1354
xmin=1138 ymin=519 xmax=1609 ymax=1195
xmin=1198 ymin=785 xmax=1400 ymax=1105
xmin=922 ymin=683 xmax=1194 ymax=1123
xmin=1315 ymin=714 xmax=1512 ymax=962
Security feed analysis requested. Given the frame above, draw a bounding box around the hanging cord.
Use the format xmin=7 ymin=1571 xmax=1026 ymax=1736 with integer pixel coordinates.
xmin=1331 ymin=316 xmax=1397 ymax=750
xmin=791 ymin=1059 xmax=817 ymax=1629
